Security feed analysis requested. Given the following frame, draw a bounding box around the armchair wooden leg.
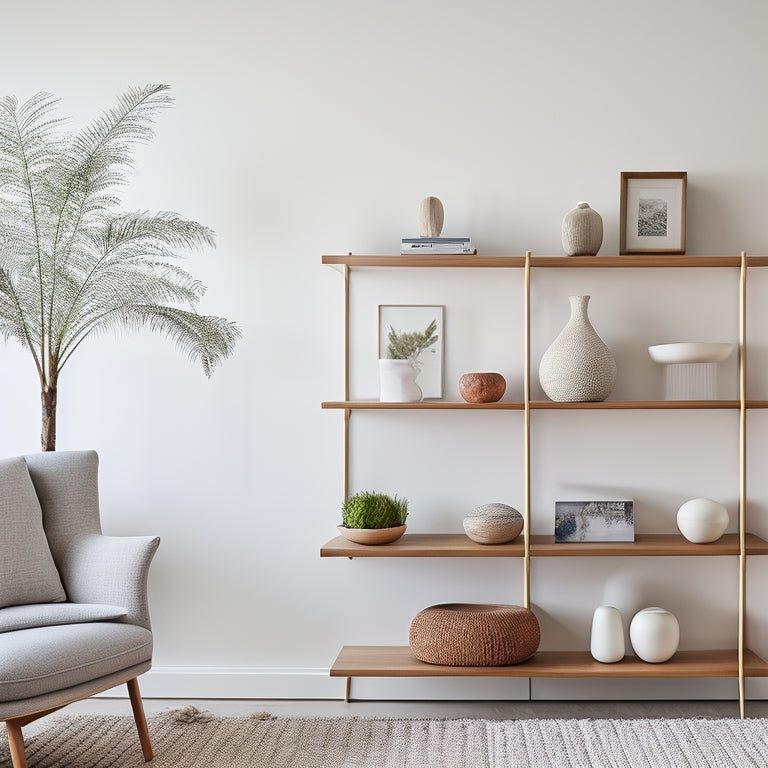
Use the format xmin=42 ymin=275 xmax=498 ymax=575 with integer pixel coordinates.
xmin=127 ymin=677 xmax=153 ymax=762
xmin=5 ymin=720 xmax=28 ymax=768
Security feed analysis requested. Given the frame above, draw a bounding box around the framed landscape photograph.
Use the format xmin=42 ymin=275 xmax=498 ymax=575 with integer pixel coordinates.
xmin=378 ymin=305 xmax=444 ymax=398
xmin=620 ymin=171 xmax=687 ymax=254
xmin=555 ymin=500 xmax=635 ymax=543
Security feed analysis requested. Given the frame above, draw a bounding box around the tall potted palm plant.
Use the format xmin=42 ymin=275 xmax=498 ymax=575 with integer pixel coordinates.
xmin=0 ymin=84 xmax=240 ymax=450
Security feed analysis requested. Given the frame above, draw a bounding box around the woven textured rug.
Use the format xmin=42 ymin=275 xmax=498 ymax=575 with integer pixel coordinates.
xmin=3 ymin=707 xmax=768 ymax=767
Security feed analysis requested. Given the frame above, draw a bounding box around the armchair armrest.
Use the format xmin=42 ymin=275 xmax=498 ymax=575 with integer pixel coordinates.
xmin=58 ymin=534 xmax=160 ymax=630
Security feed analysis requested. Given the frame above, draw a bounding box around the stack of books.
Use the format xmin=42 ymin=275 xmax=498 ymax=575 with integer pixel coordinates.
xmin=401 ymin=237 xmax=476 ymax=255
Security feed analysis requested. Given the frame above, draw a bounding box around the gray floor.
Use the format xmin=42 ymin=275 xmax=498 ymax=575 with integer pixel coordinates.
xmin=65 ymin=697 xmax=768 ymax=720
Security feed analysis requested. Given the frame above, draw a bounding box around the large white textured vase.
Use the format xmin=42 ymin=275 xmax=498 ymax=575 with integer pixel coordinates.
xmin=562 ymin=201 xmax=603 ymax=256
xmin=539 ymin=296 xmax=617 ymax=402
xmin=590 ymin=605 xmax=625 ymax=663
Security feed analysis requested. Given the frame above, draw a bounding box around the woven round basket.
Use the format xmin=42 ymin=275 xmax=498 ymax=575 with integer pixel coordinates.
xmin=409 ymin=603 xmax=540 ymax=666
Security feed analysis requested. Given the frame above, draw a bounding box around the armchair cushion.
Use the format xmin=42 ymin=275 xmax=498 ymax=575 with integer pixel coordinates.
xmin=0 ymin=603 xmax=128 ymax=634
xmin=0 ymin=457 xmax=66 ymax=608
xmin=0 ymin=622 xmax=152 ymax=701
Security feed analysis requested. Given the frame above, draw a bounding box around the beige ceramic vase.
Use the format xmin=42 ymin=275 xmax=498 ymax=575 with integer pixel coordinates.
xmin=562 ymin=201 xmax=603 ymax=256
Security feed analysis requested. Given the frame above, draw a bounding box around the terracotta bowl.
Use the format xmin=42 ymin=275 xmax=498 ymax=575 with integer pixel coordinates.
xmin=459 ymin=372 xmax=506 ymax=403
xmin=337 ymin=525 xmax=407 ymax=545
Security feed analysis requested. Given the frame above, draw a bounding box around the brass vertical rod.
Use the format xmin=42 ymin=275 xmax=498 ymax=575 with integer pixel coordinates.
xmin=344 ymin=263 xmax=351 ymax=500
xmin=523 ymin=251 xmax=532 ymax=610
xmin=738 ymin=251 xmax=747 ymax=718
xmin=344 ymin=676 xmax=352 ymax=703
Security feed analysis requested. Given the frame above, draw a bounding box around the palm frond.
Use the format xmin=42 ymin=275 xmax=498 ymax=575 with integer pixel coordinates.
xmin=61 ymin=303 xmax=241 ymax=377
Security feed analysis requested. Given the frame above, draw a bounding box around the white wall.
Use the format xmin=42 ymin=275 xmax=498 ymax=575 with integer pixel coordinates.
xmin=2 ymin=0 xmax=768 ymax=701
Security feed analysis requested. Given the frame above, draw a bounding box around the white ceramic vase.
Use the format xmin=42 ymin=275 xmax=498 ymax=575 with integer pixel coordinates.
xmin=379 ymin=359 xmax=422 ymax=402
xmin=539 ymin=296 xmax=617 ymax=402
xmin=676 ymin=498 xmax=729 ymax=543
xmin=629 ymin=607 xmax=680 ymax=663
xmin=590 ymin=605 xmax=625 ymax=663
xmin=562 ymin=201 xmax=603 ymax=256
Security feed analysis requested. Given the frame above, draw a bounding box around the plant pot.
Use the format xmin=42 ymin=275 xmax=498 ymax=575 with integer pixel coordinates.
xmin=379 ymin=359 xmax=422 ymax=402
xmin=337 ymin=525 xmax=407 ymax=545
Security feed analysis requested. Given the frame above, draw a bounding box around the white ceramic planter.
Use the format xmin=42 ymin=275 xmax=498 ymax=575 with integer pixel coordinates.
xmin=590 ymin=605 xmax=625 ymax=663
xmin=379 ymin=359 xmax=422 ymax=402
xmin=629 ymin=607 xmax=680 ymax=663
xmin=676 ymin=498 xmax=729 ymax=543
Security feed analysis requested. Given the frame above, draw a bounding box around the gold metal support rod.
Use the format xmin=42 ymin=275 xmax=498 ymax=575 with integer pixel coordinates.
xmin=523 ymin=251 xmax=532 ymax=610
xmin=738 ymin=251 xmax=747 ymax=718
xmin=344 ymin=676 xmax=351 ymax=703
xmin=344 ymin=263 xmax=351 ymax=500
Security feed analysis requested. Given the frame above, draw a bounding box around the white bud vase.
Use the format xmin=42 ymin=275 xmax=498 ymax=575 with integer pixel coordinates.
xmin=379 ymin=359 xmax=423 ymax=402
xmin=629 ymin=607 xmax=680 ymax=663
xmin=562 ymin=201 xmax=603 ymax=256
xmin=539 ymin=296 xmax=617 ymax=402
xmin=590 ymin=606 xmax=625 ymax=663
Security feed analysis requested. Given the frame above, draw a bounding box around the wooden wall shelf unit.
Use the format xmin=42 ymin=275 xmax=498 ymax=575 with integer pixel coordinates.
xmin=321 ymin=251 xmax=768 ymax=715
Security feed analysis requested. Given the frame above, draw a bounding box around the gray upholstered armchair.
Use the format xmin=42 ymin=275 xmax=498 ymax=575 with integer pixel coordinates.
xmin=0 ymin=451 xmax=160 ymax=768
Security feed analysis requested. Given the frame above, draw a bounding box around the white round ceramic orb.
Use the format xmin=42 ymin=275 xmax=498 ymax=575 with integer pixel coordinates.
xmin=590 ymin=605 xmax=625 ymax=663
xmin=676 ymin=498 xmax=729 ymax=543
xmin=629 ymin=607 xmax=680 ymax=663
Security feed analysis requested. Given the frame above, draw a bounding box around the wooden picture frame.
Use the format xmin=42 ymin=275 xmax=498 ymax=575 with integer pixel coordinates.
xmin=620 ymin=171 xmax=687 ymax=254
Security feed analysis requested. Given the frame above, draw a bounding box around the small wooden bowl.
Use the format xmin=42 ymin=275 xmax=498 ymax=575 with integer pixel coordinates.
xmin=337 ymin=525 xmax=407 ymax=545
xmin=459 ymin=372 xmax=506 ymax=403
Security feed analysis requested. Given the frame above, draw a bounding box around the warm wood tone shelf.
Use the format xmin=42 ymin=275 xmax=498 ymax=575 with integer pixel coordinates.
xmin=330 ymin=646 xmax=768 ymax=679
xmin=320 ymin=533 xmax=768 ymax=558
xmin=323 ymin=400 xmax=768 ymax=410
xmin=323 ymin=254 xmax=768 ymax=269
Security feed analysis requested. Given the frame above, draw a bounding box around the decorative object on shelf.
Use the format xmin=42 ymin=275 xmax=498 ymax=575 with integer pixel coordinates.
xmin=555 ymin=500 xmax=634 ymax=542
xmin=629 ymin=607 xmax=680 ymax=663
xmin=378 ymin=359 xmax=423 ymax=402
xmin=417 ymin=196 xmax=444 ymax=237
xmin=338 ymin=491 xmax=408 ymax=545
xmin=463 ymin=503 xmax=523 ymax=544
xmin=379 ymin=305 xmax=444 ymax=399
xmin=561 ymin=202 xmax=603 ymax=256
xmin=409 ymin=603 xmax=540 ymax=666
xmin=590 ymin=606 xmax=625 ymax=663
xmin=401 ymin=237 xmax=475 ymax=255
xmin=676 ymin=498 xmax=729 ymax=544
xmin=458 ymin=372 xmax=506 ymax=403
xmin=620 ymin=171 xmax=687 ymax=255
xmin=539 ymin=295 xmax=617 ymax=402
xmin=648 ymin=343 xmax=734 ymax=400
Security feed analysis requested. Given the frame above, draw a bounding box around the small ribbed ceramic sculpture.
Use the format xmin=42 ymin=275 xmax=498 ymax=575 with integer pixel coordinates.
xmin=418 ymin=196 xmax=444 ymax=237
xmin=562 ymin=201 xmax=603 ymax=256
xmin=463 ymin=503 xmax=524 ymax=544
xmin=539 ymin=295 xmax=617 ymax=402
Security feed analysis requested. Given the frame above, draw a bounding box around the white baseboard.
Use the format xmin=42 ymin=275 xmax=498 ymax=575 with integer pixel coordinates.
xmin=103 ymin=666 xmax=761 ymax=702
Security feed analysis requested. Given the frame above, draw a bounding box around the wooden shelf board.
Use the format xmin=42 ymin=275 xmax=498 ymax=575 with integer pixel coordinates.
xmin=330 ymin=646 xmax=768 ymax=679
xmin=321 ymin=533 xmax=523 ymax=558
xmin=320 ymin=533 xmax=768 ymax=558
xmin=322 ymin=400 xmax=524 ymax=410
xmin=323 ymin=400 xmax=768 ymax=410
xmin=323 ymin=254 xmax=768 ymax=269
